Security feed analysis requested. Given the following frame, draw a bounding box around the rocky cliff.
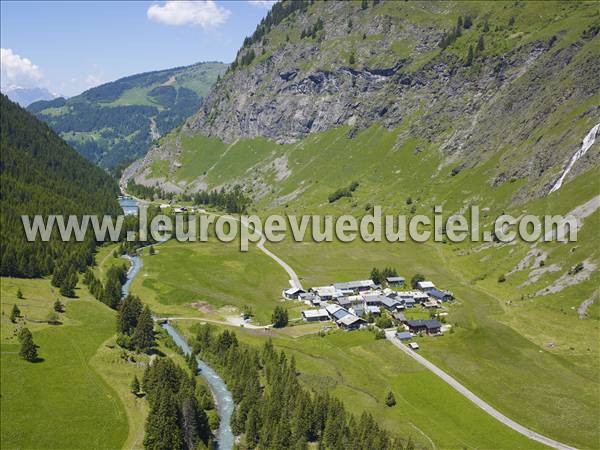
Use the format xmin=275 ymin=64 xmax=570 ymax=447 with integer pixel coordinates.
xmin=126 ymin=0 xmax=600 ymax=203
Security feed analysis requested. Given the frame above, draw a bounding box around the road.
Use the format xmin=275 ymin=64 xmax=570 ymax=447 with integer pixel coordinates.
xmin=237 ymin=216 xmax=304 ymax=290
xmin=385 ymin=330 xmax=576 ymax=450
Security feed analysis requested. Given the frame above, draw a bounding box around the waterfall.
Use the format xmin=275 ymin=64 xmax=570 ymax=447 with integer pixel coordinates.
xmin=549 ymin=123 xmax=600 ymax=194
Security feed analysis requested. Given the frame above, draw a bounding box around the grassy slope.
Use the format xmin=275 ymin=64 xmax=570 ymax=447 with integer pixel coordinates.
xmin=0 ymin=277 xmax=128 ymax=449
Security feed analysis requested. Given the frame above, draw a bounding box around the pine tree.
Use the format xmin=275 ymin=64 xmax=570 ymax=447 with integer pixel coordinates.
xmin=245 ymin=407 xmax=260 ymax=448
xmin=132 ymin=306 xmax=154 ymax=353
xmin=483 ymin=20 xmax=490 ymax=32
xmin=477 ymin=35 xmax=485 ymax=52
xmin=361 ymin=0 xmax=368 ymax=10
xmin=19 ymin=330 xmax=38 ymax=362
xmin=465 ymin=45 xmax=474 ymax=66
xmin=53 ymin=299 xmax=64 ymax=313
xmin=10 ymin=304 xmax=20 ymax=323
xmin=385 ymin=391 xmax=396 ymax=407
xmin=16 ymin=288 xmax=23 ymax=299
xmin=131 ymin=375 xmax=140 ymax=395
xmin=143 ymin=388 xmax=183 ymax=450
xmin=271 ymin=306 xmax=289 ymax=328
xmin=149 ymin=245 xmax=155 ymax=256
xmin=370 ymin=267 xmax=382 ymax=284
xmin=349 ymin=50 xmax=356 ymax=65
xmin=116 ymin=294 xmax=143 ymax=335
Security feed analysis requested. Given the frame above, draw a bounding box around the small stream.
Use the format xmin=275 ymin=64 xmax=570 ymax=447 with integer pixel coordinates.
xmin=118 ymin=198 xmax=235 ymax=450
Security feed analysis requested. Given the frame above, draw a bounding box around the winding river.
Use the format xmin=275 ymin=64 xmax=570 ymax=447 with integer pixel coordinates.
xmin=118 ymin=198 xmax=235 ymax=450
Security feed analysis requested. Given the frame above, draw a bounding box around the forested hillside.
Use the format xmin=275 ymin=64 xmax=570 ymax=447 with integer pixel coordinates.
xmin=0 ymin=94 xmax=120 ymax=277
xmin=28 ymin=62 xmax=227 ymax=168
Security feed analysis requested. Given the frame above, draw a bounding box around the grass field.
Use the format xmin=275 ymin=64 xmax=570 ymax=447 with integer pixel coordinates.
xmin=0 ymin=277 xmax=128 ymax=449
xmin=130 ymin=238 xmax=292 ymax=324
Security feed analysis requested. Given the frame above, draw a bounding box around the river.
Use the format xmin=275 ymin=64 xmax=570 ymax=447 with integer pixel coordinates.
xmin=118 ymin=197 xmax=235 ymax=450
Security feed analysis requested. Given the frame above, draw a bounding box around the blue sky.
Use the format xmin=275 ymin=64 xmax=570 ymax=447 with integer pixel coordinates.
xmin=0 ymin=1 xmax=273 ymax=96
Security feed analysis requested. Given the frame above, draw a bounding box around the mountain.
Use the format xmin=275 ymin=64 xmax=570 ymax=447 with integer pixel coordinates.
xmin=126 ymin=0 xmax=599 ymax=206
xmin=0 ymin=94 xmax=121 ymax=277
xmin=28 ymin=61 xmax=227 ymax=169
xmin=2 ymin=86 xmax=59 ymax=107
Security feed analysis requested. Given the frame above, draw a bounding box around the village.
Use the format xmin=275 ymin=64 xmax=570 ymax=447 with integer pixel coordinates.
xmin=283 ymin=275 xmax=454 ymax=349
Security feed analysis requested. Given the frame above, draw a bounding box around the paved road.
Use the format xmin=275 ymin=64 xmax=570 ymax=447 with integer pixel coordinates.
xmin=237 ymin=216 xmax=303 ymax=290
xmin=385 ymin=331 xmax=577 ymax=450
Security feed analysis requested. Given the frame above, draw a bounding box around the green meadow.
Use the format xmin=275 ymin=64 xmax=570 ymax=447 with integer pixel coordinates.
xmin=0 ymin=277 xmax=128 ymax=449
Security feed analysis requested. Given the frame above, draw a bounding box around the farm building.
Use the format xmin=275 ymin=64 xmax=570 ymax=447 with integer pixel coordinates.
xmin=310 ymin=286 xmax=342 ymax=301
xmin=338 ymin=314 xmax=366 ymax=330
xmin=406 ymin=319 xmax=442 ymax=335
xmin=428 ymin=288 xmax=454 ymax=302
xmin=417 ymin=281 xmax=436 ymax=291
xmin=282 ymin=287 xmax=305 ymax=300
xmin=393 ymin=312 xmax=406 ymax=322
xmin=302 ymin=309 xmax=329 ymax=322
xmin=333 ymin=279 xmax=376 ymax=293
xmin=423 ymin=299 xmax=441 ymax=309
xmin=379 ymin=296 xmax=401 ymax=311
xmin=386 ymin=276 xmax=405 ymax=286
xmin=396 ymin=331 xmax=412 ymax=341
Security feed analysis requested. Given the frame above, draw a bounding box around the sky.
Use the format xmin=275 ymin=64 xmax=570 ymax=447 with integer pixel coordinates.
xmin=0 ymin=1 xmax=275 ymax=97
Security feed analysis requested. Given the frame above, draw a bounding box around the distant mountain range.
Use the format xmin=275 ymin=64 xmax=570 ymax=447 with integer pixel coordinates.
xmin=28 ymin=61 xmax=227 ymax=169
xmin=2 ymin=86 xmax=59 ymax=107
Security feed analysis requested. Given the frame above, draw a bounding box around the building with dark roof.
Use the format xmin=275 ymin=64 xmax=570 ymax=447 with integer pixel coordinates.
xmin=406 ymin=319 xmax=442 ymax=335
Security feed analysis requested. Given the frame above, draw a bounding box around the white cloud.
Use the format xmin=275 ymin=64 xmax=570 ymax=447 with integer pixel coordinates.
xmin=147 ymin=1 xmax=231 ymax=29
xmin=248 ymin=0 xmax=278 ymax=7
xmin=0 ymin=48 xmax=43 ymax=88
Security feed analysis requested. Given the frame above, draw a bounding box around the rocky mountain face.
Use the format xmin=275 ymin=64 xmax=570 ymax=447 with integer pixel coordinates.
xmin=29 ymin=61 xmax=227 ymax=169
xmin=127 ymin=0 xmax=599 ymax=203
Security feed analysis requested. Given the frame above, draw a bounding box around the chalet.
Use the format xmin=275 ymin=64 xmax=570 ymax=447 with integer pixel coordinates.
xmin=393 ymin=311 xmax=406 ymax=323
xmin=173 ymin=207 xmax=188 ymax=214
xmin=350 ymin=304 xmax=365 ymax=318
xmin=365 ymin=305 xmax=381 ymax=316
xmin=336 ymin=296 xmax=353 ymax=309
xmin=410 ymin=291 xmax=429 ymax=303
xmin=406 ymin=319 xmax=442 ymax=335
xmin=302 ymin=309 xmax=329 ymax=322
xmin=386 ymin=276 xmax=405 ymax=287
xmin=379 ymin=296 xmax=400 ymax=311
xmin=299 ymin=292 xmax=319 ymax=304
xmin=422 ymin=299 xmax=441 ymax=309
xmin=417 ymin=281 xmax=436 ymax=291
xmin=428 ymin=288 xmax=454 ymax=302
xmin=403 ymin=297 xmax=416 ymax=308
xmin=282 ymin=287 xmax=305 ymax=300
xmin=395 ymin=331 xmax=412 ymax=341
xmin=325 ymin=304 xmax=350 ymax=321
xmin=363 ymin=295 xmax=389 ymax=307
xmin=338 ymin=314 xmax=366 ymax=330
xmin=310 ymin=286 xmax=341 ymax=301
xmin=333 ymin=279 xmax=376 ymax=293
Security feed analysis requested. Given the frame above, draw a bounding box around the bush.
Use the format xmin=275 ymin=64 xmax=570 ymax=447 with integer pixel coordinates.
xmin=385 ymin=391 xmax=396 ymax=407
xmin=376 ymin=316 xmax=393 ymax=329
xmin=498 ymin=274 xmax=506 ymax=283
xmin=328 ymin=181 xmax=359 ymax=203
